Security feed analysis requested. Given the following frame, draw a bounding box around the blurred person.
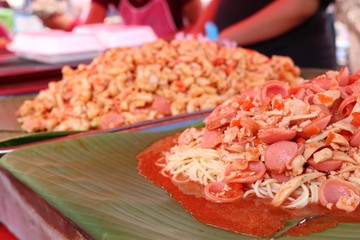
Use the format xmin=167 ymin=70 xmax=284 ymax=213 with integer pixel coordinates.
xmin=0 ymin=22 xmax=9 ymax=39
xmin=0 ymin=0 xmax=11 ymax=40
xmin=0 ymin=0 xmax=9 ymax=8
xmin=192 ymin=0 xmax=337 ymax=69
xmin=41 ymin=0 xmax=202 ymax=39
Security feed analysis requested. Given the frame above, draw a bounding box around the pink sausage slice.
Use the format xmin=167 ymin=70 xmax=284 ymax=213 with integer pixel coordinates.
xmin=350 ymin=128 xmax=360 ymax=147
xmin=337 ymin=67 xmax=350 ymax=86
xmin=261 ymin=80 xmax=288 ymax=101
xmin=312 ymin=114 xmax=332 ymax=131
xmin=294 ymin=88 xmax=306 ymax=100
xmin=204 ymin=182 xmax=243 ymax=203
xmin=338 ymin=94 xmax=358 ymax=117
xmin=339 ymin=80 xmax=360 ymax=100
xmin=308 ymin=159 xmax=343 ymax=172
xmin=226 ymin=161 xmax=266 ymax=184
xmin=201 ymin=130 xmax=222 ymax=148
xmin=206 ymin=111 xmax=237 ymax=131
xmin=270 ymin=172 xmax=290 ymax=183
xmin=152 ymin=96 xmax=171 ymax=115
xmin=298 ymin=115 xmax=331 ymax=139
xmin=100 ymin=113 xmax=124 ymax=129
xmin=258 ymin=127 xmax=297 ymax=144
xmin=319 ymin=179 xmax=360 ymax=208
xmin=311 ymin=76 xmax=331 ymax=91
xmin=239 ymin=116 xmax=260 ymax=135
xmin=264 ymin=141 xmax=298 ymax=174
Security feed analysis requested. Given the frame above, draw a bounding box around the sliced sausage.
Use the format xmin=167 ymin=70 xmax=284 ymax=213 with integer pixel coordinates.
xmin=261 ymin=80 xmax=288 ymax=101
xmin=201 ymin=130 xmax=222 ymax=148
xmin=340 ymin=80 xmax=360 ymax=100
xmin=178 ymin=128 xmax=197 ymax=146
xmin=206 ymin=111 xmax=237 ymax=131
xmin=100 ymin=113 xmax=124 ymax=129
xmin=152 ymin=96 xmax=171 ymax=115
xmin=338 ymin=94 xmax=358 ymax=117
xmin=204 ymin=182 xmax=243 ymax=203
xmin=294 ymin=88 xmax=306 ymax=100
xmin=350 ymin=128 xmax=360 ymax=147
xmin=270 ymin=172 xmax=290 ymax=183
xmin=239 ymin=116 xmax=260 ymax=135
xmin=258 ymin=127 xmax=297 ymax=144
xmin=308 ymin=159 xmax=343 ymax=172
xmin=226 ymin=161 xmax=266 ymax=184
xmin=319 ymin=179 xmax=360 ymax=209
xmin=264 ymin=141 xmax=298 ymax=174
xmin=298 ymin=115 xmax=331 ymax=139
xmin=337 ymin=67 xmax=350 ymax=86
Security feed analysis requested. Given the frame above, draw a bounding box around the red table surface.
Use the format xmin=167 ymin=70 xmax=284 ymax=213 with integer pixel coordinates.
xmin=0 ymin=47 xmax=90 ymax=96
xmin=0 ymin=224 xmax=17 ymax=240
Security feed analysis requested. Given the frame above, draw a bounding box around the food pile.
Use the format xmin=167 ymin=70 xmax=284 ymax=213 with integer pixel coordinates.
xmin=16 ymin=38 xmax=300 ymax=132
xmin=161 ymin=67 xmax=360 ymax=212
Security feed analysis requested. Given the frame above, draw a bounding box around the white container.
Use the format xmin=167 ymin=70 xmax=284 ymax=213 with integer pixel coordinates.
xmin=7 ymin=24 xmax=158 ymax=63
xmin=7 ymin=29 xmax=103 ymax=63
xmin=73 ymin=23 xmax=158 ymax=49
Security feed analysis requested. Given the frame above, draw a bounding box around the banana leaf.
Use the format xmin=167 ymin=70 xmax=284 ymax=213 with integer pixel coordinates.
xmin=0 ymin=94 xmax=34 ymax=142
xmin=1 ymin=127 xmax=359 ymax=240
xmin=0 ymin=109 xmax=207 ymax=149
xmin=0 ymin=94 xmax=34 ymax=131
xmin=0 ymin=131 xmax=81 ymax=148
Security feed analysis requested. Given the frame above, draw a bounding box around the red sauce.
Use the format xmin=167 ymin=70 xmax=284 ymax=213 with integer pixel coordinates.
xmin=137 ymin=134 xmax=360 ymax=237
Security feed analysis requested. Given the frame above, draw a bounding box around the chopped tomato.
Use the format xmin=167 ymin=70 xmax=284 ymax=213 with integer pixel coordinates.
xmin=288 ymin=85 xmax=303 ymax=95
xmin=253 ymin=137 xmax=261 ymax=146
xmin=339 ymin=130 xmax=352 ymax=141
xmin=174 ymin=80 xmax=186 ymax=93
xmin=236 ymin=99 xmax=254 ymax=111
xmin=213 ymin=58 xmax=226 ymax=66
xmin=325 ymin=132 xmax=336 ymax=145
xmin=224 ymin=66 xmax=233 ymax=75
xmin=317 ymin=93 xmax=333 ymax=105
xmin=301 ymin=125 xmax=321 ymax=138
xmin=296 ymin=137 xmax=306 ymax=144
xmin=351 ymin=112 xmax=360 ymax=126
xmin=344 ymin=102 xmax=356 ymax=117
xmin=230 ymin=118 xmax=241 ymax=127
xmin=241 ymin=101 xmax=254 ymax=111
xmin=272 ymin=98 xmax=284 ymax=110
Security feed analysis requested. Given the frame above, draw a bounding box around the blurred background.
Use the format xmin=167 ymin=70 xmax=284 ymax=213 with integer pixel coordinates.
xmin=0 ymin=0 xmax=359 ymax=71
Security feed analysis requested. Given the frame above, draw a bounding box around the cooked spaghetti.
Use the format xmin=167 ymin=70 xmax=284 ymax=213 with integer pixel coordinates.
xmin=161 ymin=67 xmax=360 ymax=212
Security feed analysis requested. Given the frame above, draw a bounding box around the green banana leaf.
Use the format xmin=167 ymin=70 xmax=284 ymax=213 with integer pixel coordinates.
xmin=0 ymin=131 xmax=81 ymax=148
xmin=1 ymin=128 xmax=359 ymax=240
xmin=0 ymin=94 xmax=34 ymax=142
xmin=0 ymin=94 xmax=34 ymax=131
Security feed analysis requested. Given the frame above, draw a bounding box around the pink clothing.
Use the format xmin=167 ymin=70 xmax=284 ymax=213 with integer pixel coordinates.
xmin=119 ymin=0 xmax=176 ymax=37
xmin=92 ymin=0 xmax=191 ymax=35
xmin=0 ymin=22 xmax=9 ymax=39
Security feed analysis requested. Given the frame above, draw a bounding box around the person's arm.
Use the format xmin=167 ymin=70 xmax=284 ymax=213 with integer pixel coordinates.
xmin=219 ymin=0 xmax=320 ymax=45
xmin=41 ymin=13 xmax=77 ymax=31
xmin=182 ymin=0 xmax=202 ymax=24
xmin=84 ymin=1 xmax=108 ymax=24
xmin=191 ymin=0 xmax=219 ymax=34
xmin=40 ymin=1 xmax=108 ymax=31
